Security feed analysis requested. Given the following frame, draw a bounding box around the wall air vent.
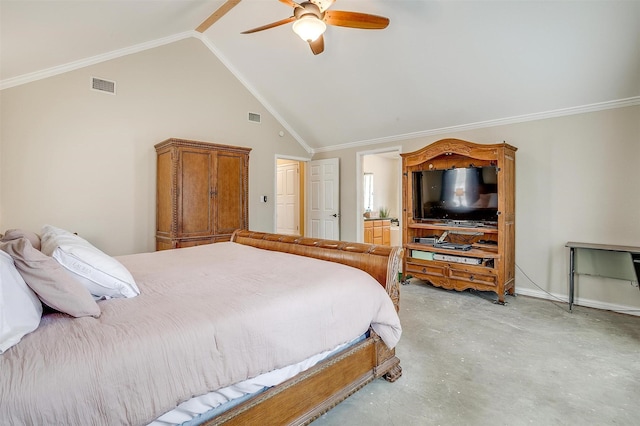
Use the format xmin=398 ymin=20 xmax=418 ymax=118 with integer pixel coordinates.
xmin=91 ymin=77 xmax=116 ymax=94
xmin=248 ymin=112 xmax=261 ymax=123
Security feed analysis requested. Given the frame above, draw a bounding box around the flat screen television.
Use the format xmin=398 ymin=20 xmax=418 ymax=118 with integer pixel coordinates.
xmin=412 ymin=166 xmax=499 ymax=223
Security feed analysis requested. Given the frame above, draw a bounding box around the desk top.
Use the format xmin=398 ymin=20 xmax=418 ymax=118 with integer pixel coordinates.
xmin=566 ymin=241 xmax=640 ymax=254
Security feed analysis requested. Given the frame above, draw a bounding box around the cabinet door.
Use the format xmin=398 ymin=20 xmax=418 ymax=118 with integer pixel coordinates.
xmin=364 ymin=222 xmax=373 ymax=244
xmin=382 ymin=223 xmax=391 ymax=245
xmin=178 ymin=148 xmax=214 ymax=237
xmin=371 ymin=221 xmax=381 ymax=244
xmin=214 ymin=151 xmax=248 ymax=235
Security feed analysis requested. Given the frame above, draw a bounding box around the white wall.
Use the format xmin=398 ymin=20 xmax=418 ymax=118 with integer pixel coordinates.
xmin=0 ymin=38 xmax=310 ymax=255
xmin=362 ymin=154 xmax=400 ymax=218
xmin=314 ymin=105 xmax=640 ymax=311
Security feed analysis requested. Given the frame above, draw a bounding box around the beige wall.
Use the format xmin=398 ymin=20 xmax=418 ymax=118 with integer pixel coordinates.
xmin=362 ymin=154 xmax=400 ymax=218
xmin=314 ymin=105 xmax=640 ymax=311
xmin=1 ymin=36 xmax=639 ymax=311
xmin=0 ymin=38 xmax=309 ymax=255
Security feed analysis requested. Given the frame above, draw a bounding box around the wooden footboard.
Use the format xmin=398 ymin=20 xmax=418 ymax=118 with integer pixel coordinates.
xmin=207 ymin=231 xmax=403 ymax=425
xmin=207 ymin=332 xmax=401 ymax=426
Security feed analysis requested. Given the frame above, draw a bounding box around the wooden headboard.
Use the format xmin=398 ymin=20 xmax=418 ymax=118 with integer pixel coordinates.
xmin=231 ymin=230 xmax=403 ymax=311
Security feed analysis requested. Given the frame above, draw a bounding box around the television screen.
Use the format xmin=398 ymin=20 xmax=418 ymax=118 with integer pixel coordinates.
xmin=412 ymin=166 xmax=498 ymax=223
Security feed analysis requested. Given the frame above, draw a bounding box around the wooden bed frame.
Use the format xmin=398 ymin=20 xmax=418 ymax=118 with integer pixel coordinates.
xmin=202 ymin=230 xmax=404 ymax=426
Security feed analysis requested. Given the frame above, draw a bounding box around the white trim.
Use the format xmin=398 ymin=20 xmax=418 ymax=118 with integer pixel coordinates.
xmin=0 ymin=32 xmax=195 ymax=90
xmin=3 ymin=28 xmax=637 ymax=157
xmin=195 ymin=34 xmax=313 ymax=155
xmin=314 ymin=96 xmax=640 ymax=153
xmin=515 ymin=287 xmax=640 ymax=317
xmin=275 ymin=154 xmax=312 ymax=163
xmin=0 ymin=30 xmax=315 ymax=155
xmin=273 ymin=154 xmax=311 ymax=234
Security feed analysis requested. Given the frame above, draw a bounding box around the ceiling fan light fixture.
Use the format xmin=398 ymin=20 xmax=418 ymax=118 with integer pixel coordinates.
xmin=292 ymin=15 xmax=326 ymax=42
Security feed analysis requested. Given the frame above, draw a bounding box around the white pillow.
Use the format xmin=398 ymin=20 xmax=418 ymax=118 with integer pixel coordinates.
xmin=40 ymin=225 xmax=140 ymax=299
xmin=0 ymin=250 xmax=43 ymax=353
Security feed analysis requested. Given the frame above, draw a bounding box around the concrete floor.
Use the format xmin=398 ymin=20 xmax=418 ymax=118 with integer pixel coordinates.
xmin=314 ymin=280 xmax=640 ymax=425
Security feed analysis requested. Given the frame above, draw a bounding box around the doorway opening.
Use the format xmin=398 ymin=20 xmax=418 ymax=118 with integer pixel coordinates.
xmin=276 ymin=158 xmax=305 ymax=236
xmin=356 ymin=147 xmax=402 ymax=246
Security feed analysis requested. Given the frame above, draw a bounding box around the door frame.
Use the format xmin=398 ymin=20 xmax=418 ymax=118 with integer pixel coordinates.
xmin=274 ymin=154 xmax=311 ymax=235
xmin=355 ymin=146 xmax=403 ymax=243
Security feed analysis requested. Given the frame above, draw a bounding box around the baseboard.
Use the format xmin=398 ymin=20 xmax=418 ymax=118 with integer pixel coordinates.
xmin=515 ymin=288 xmax=640 ymax=317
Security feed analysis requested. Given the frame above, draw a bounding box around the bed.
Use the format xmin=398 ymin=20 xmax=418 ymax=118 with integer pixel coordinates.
xmin=0 ymin=229 xmax=403 ymax=425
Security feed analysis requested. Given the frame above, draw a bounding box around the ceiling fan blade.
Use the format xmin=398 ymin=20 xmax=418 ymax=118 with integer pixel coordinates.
xmin=196 ymin=0 xmax=242 ymax=33
xmin=324 ymin=10 xmax=390 ymax=29
xmin=241 ymin=16 xmax=296 ymax=34
xmin=309 ymin=35 xmax=325 ymax=55
xmin=278 ymin=0 xmax=302 ymax=8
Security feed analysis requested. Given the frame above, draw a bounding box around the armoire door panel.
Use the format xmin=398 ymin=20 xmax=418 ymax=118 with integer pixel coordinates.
xmin=215 ymin=153 xmax=245 ymax=234
xmin=179 ymin=150 xmax=213 ymax=236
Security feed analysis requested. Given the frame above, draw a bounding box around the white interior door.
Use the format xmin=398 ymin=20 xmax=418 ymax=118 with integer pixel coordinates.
xmin=306 ymin=158 xmax=340 ymax=239
xmin=276 ymin=162 xmax=300 ymax=235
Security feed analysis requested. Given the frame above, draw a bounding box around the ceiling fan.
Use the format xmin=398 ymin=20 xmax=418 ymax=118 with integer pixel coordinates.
xmin=241 ymin=0 xmax=390 ymax=55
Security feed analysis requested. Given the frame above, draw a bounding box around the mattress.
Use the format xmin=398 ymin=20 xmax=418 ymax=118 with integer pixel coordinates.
xmin=0 ymin=242 xmax=401 ymax=425
xmin=150 ymin=334 xmax=366 ymax=425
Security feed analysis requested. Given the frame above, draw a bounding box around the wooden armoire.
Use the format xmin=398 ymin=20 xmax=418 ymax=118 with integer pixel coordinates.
xmin=401 ymin=139 xmax=516 ymax=303
xmin=155 ymin=138 xmax=251 ymax=251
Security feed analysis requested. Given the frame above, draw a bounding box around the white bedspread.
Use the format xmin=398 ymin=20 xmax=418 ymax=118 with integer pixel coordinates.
xmin=0 ymin=242 xmax=401 ymax=426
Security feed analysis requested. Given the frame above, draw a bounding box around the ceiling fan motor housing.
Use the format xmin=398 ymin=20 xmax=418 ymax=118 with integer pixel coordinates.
xmin=295 ymin=2 xmax=322 ymax=20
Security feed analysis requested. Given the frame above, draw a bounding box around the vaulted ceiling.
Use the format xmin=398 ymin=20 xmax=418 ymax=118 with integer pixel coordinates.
xmin=2 ymin=1 xmax=639 ymax=153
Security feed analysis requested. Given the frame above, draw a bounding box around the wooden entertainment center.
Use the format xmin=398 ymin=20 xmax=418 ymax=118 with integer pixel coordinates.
xmin=401 ymin=139 xmax=517 ymax=303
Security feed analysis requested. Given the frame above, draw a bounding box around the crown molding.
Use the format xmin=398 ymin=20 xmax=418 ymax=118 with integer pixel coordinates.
xmin=0 ymin=31 xmax=313 ymax=154
xmin=0 ymin=32 xmax=195 ymax=91
xmin=313 ymin=96 xmax=640 ymax=154
xmin=0 ymin=29 xmax=314 ymax=155
xmin=2 ymin=31 xmax=637 ymax=157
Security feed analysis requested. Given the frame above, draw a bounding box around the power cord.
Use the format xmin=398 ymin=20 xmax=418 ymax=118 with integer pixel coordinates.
xmin=515 ymin=263 xmax=640 ymax=314
xmin=515 ymin=263 xmax=566 ymax=303
xmin=406 ymin=263 xmax=640 ymax=313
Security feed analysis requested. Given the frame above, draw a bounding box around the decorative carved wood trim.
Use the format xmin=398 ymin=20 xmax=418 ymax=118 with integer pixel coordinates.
xmin=154 ymin=138 xmax=252 ymax=155
xmin=205 ymin=333 xmax=400 ymax=426
xmin=401 ymin=138 xmax=516 ymax=167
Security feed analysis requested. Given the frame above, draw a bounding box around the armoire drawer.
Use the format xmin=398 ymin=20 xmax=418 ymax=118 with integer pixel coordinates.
xmin=405 ymin=260 xmax=446 ymax=277
xmin=449 ymin=268 xmax=497 ymax=286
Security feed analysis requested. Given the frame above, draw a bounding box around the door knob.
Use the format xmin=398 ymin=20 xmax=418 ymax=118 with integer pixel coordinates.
xmin=332 ymin=213 xmax=340 ymax=218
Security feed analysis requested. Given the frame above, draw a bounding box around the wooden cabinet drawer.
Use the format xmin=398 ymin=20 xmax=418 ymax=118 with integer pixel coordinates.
xmin=406 ymin=260 xmax=446 ymax=277
xmin=449 ymin=268 xmax=497 ymax=286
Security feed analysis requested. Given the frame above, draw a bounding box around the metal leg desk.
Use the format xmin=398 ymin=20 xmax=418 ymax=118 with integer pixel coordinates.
xmin=566 ymin=242 xmax=640 ymax=311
